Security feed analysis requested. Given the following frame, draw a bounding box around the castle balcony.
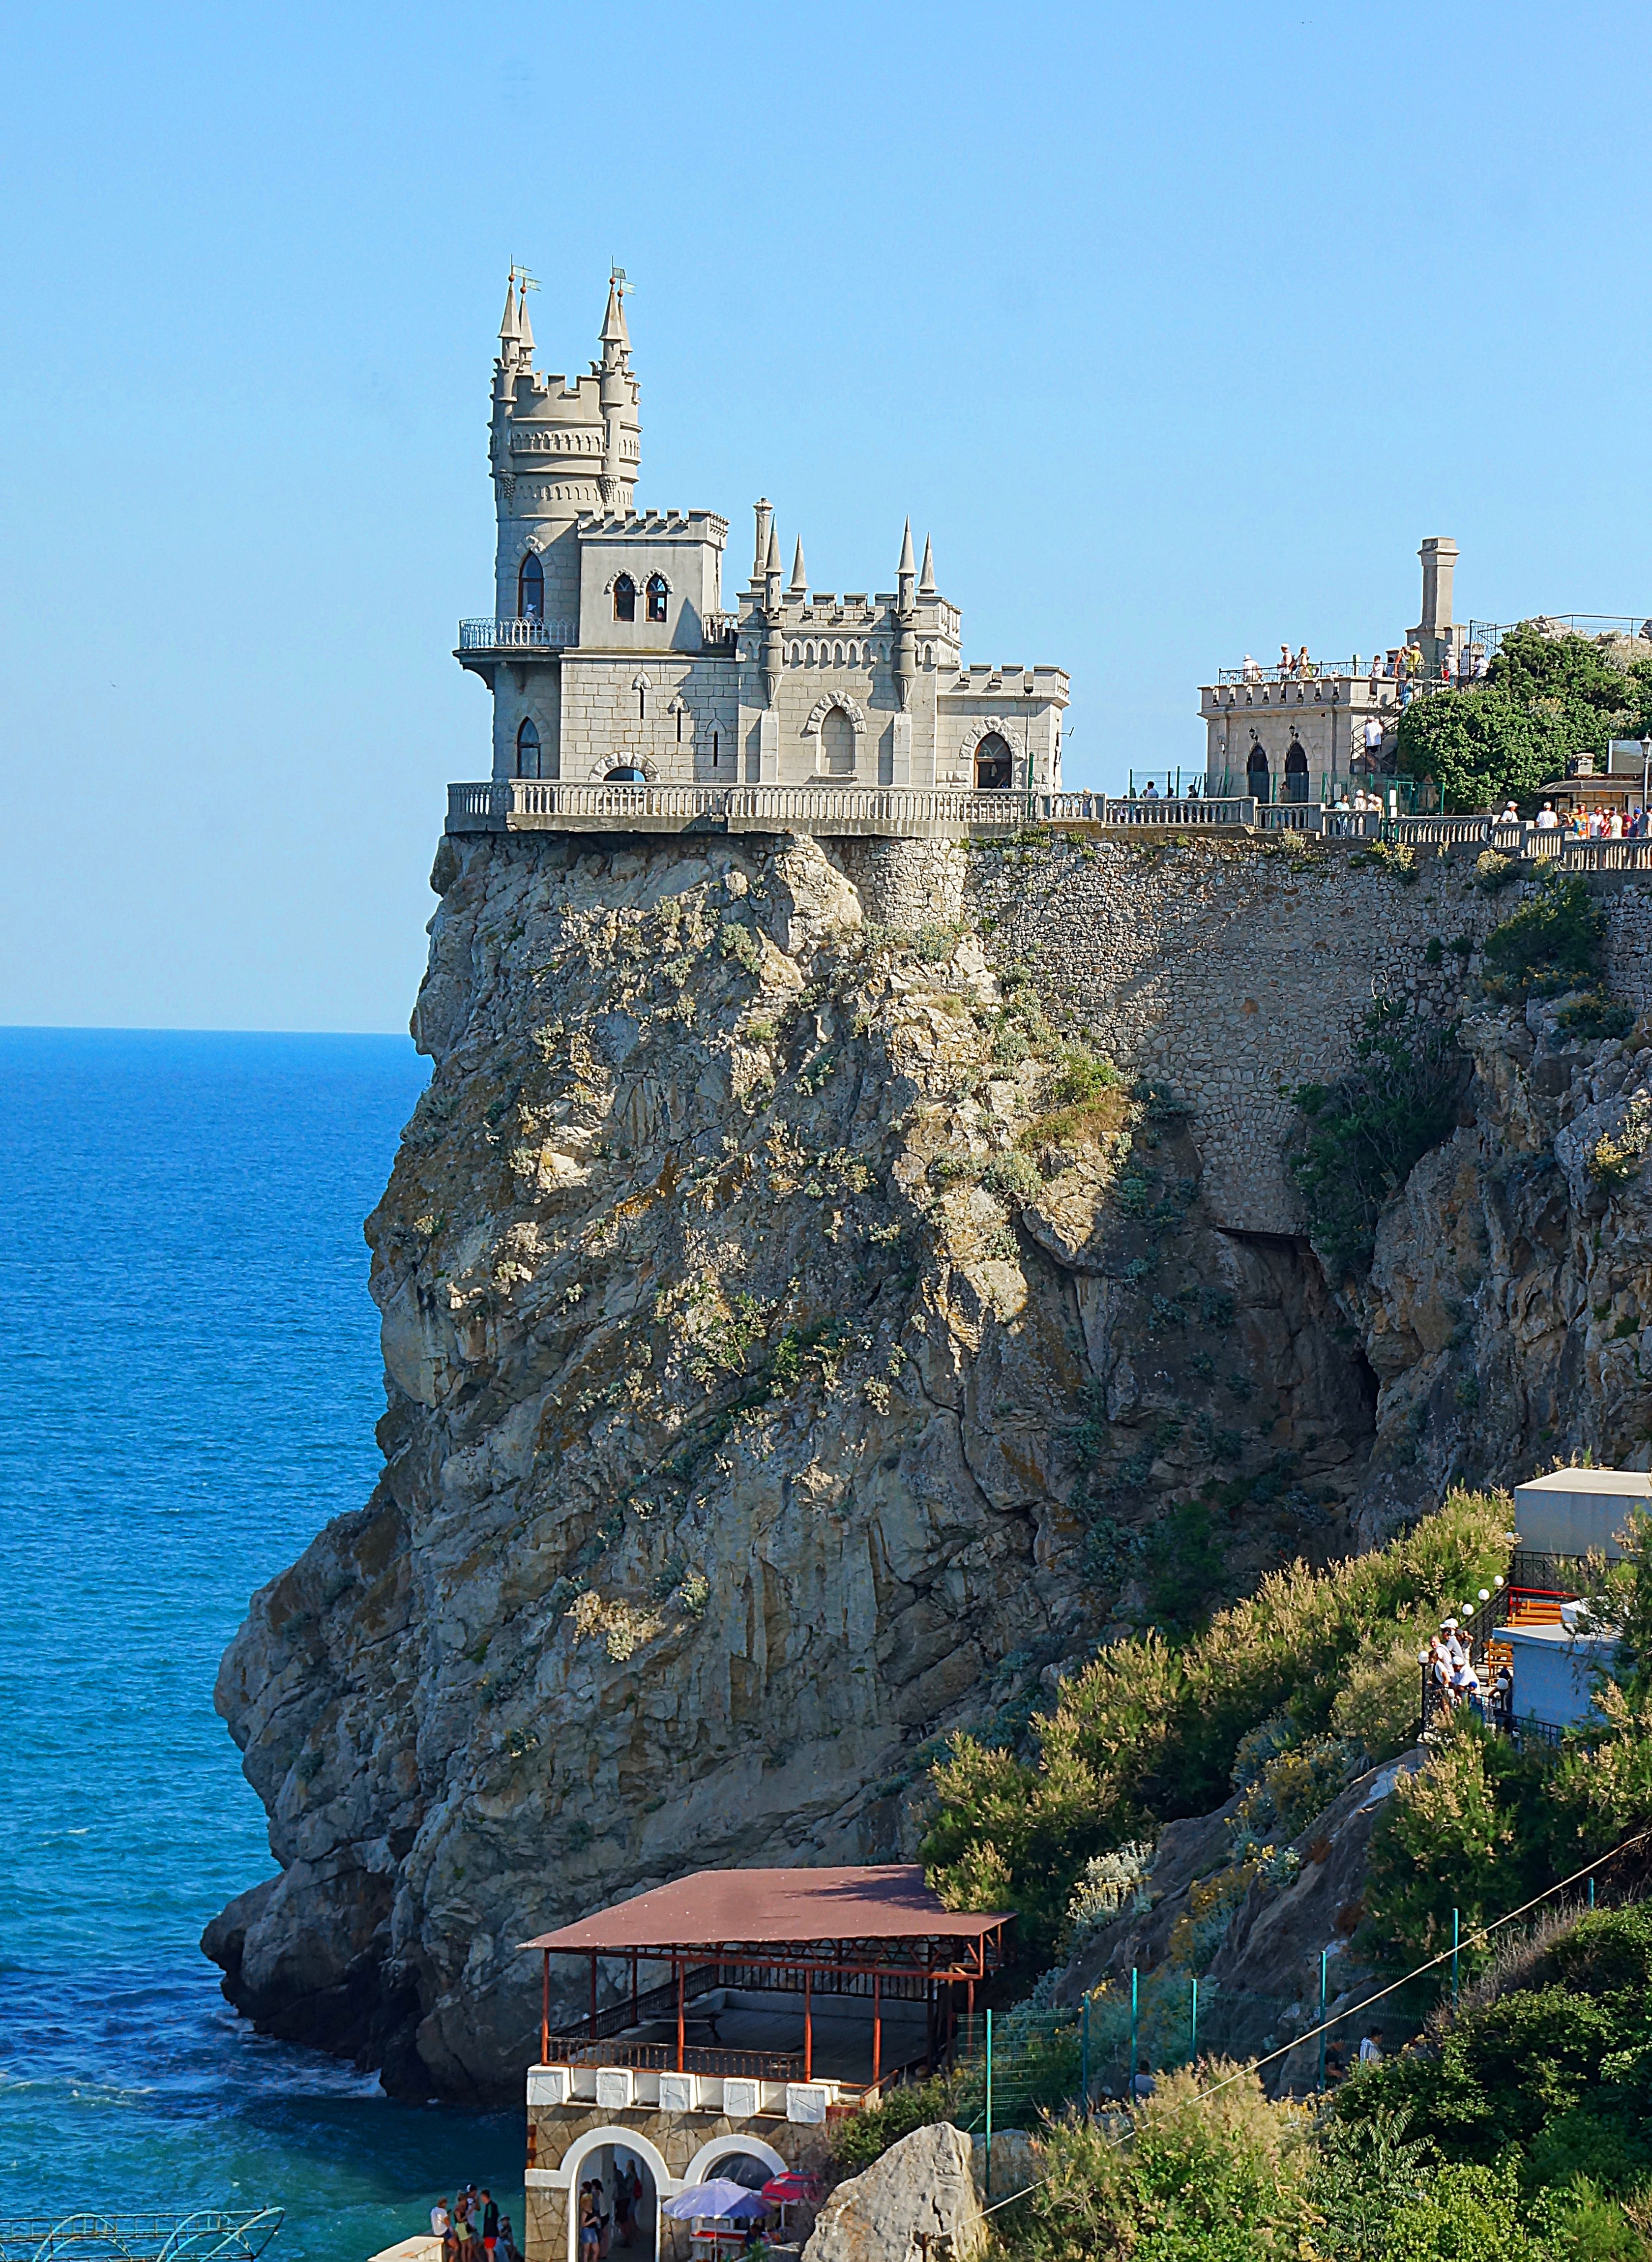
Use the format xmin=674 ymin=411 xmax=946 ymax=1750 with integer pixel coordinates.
xmin=456 ymin=616 xmax=578 ymax=654
xmin=701 ymin=610 xmax=738 ymax=650
xmin=446 ymin=778 xmax=1043 ymax=841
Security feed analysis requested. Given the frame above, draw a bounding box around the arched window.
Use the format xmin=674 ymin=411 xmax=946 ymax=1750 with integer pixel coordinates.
xmin=974 ymin=733 xmax=1013 ymax=790
xmin=518 ymin=553 xmax=543 ymax=621
xmin=646 ymin=575 xmax=668 ymax=624
xmin=1247 ymin=742 xmax=1270 ymax=804
xmin=613 ymin=574 xmax=636 ymax=624
xmin=606 ymin=763 xmax=647 ymax=782
xmin=821 ymin=708 xmax=856 ymax=775
xmin=515 ymin=717 xmax=541 ymax=779
xmin=1285 ymin=739 xmax=1309 ymax=802
xmin=804 ymin=642 xmax=816 ymax=665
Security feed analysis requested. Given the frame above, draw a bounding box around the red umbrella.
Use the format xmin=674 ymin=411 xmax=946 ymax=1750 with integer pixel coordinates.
xmin=760 ymin=2175 xmax=815 ymax=2204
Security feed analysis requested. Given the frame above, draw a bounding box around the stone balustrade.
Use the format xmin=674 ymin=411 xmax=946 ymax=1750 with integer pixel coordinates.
xmin=456 ymin=617 xmax=578 ymax=651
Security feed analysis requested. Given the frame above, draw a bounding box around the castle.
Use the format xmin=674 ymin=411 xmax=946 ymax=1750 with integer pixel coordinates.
xmin=453 ymin=272 xmax=1069 ymax=810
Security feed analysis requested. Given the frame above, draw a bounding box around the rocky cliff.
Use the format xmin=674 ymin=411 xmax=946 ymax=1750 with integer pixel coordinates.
xmin=204 ymin=829 xmax=1652 ymax=2101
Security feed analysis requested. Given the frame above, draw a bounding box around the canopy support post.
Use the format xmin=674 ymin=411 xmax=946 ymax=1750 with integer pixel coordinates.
xmin=804 ymin=1967 xmax=813 ymax=2081
xmin=590 ymin=1951 xmax=597 ymax=2035
xmin=676 ymin=1959 xmax=685 ymax=2072
xmin=630 ymin=1951 xmax=638 ymax=2028
xmin=541 ymin=1951 xmax=550 ymax=2066
xmin=872 ymin=1972 xmax=882 ymax=2088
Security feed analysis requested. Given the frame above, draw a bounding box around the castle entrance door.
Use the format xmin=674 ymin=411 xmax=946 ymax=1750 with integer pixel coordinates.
xmin=1246 ymin=744 xmax=1270 ymax=804
xmin=1285 ymin=740 xmax=1309 ymax=802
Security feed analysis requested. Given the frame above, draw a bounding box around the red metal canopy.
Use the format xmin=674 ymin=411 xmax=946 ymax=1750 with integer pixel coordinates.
xmin=520 ymin=1864 xmax=1010 ymax=1956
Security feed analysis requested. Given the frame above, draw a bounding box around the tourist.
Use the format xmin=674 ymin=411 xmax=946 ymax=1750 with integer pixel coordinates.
xmin=578 ymin=2185 xmax=601 ymax=2257
xmin=1279 ymin=644 xmax=1292 ymax=674
xmin=1471 ymin=646 xmax=1490 ymax=680
xmin=1296 ymin=644 xmax=1312 ymax=676
xmin=1537 ymin=801 xmax=1559 ymax=830
xmin=613 ymin=2170 xmax=634 ymax=2249
xmin=1130 ymin=2058 xmax=1156 ymax=2101
xmin=1453 ymin=1655 xmax=1483 ymax=1715
xmin=1493 ymin=1661 xmax=1515 ymax=1730
xmin=432 ymin=2199 xmax=453 ymax=2262
xmin=1242 ymin=653 xmax=1261 ymax=681
xmin=1358 ymin=2029 xmax=1384 ymax=2065
xmin=497 ymin=2221 xmax=524 ymax=2262
xmin=481 ymin=2190 xmax=500 ymax=2259
xmin=1611 ymin=807 xmax=1625 ymax=840
xmin=453 ymin=2194 xmax=474 ymax=2261
xmin=1500 ymin=801 xmax=1519 ymax=824
xmin=1362 ymin=714 xmax=1385 ymax=767
xmin=1143 ymin=778 xmax=1159 ymax=798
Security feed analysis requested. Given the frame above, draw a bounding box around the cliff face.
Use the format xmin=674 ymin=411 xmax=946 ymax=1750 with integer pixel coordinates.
xmin=205 ymin=831 xmax=1376 ymax=2100
xmin=205 ymin=829 xmax=1652 ymax=2101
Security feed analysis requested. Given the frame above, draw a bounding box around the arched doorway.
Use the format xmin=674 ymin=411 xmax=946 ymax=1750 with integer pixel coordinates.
xmin=516 ymin=718 xmax=542 ymax=779
xmin=821 ymin=707 xmax=856 ymax=775
xmin=1246 ymin=742 xmax=1270 ymax=803
xmin=974 ymin=733 xmax=1013 ymax=790
xmin=1285 ymin=740 xmax=1309 ymax=803
xmin=562 ymin=2128 xmax=666 ymax=2262
xmin=518 ymin=553 xmax=543 ymax=621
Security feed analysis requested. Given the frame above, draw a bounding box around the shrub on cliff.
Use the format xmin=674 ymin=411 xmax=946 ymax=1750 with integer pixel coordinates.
xmin=1288 ymin=997 xmax=1468 ymax=1279
xmin=922 ymin=1490 xmax=1509 ymax=1957
xmin=1340 ymin=1903 xmax=1652 ymax=2197
xmin=1482 ymin=869 xmax=1606 ymax=1002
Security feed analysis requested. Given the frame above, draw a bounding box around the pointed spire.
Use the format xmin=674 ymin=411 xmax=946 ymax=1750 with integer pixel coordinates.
xmin=918 ymin=534 xmax=936 ymax=597
xmin=765 ymin=519 xmax=782 ymax=575
xmin=601 ymin=267 xmax=631 ymax=356
xmin=499 ymin=271 xmax=521 ymax=348
xmin=517 ymin=279 xmax=534 ymax=355
xmin=898 ymin=518 xmax=916 ymax=579
xmin=789 ymin=535 xmax=808 ymax=596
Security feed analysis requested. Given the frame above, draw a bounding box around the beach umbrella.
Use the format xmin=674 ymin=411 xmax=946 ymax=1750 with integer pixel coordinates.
xmin=760 ymin=2175 xmax=812 ymax=2203
xmin=663 ymin=2180 xmax=773 ymax=2221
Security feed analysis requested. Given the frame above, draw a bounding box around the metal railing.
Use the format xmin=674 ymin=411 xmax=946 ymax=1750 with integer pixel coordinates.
xmin=550 ymin=2037 xmax=804 ymax=2081
xmin=0 ymin=2214 xmax=286 ymax=2262
xmin=457 ymin=616 xmax=577 ymax=650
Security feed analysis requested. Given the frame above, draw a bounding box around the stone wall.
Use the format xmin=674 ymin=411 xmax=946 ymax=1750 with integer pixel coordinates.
xmin=964 ymin=834 xmax=1600 ymax=1234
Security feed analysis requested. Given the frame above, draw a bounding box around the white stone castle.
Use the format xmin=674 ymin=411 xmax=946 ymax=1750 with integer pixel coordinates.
xmin=454 ymin=272 xmax=1068 ymax=808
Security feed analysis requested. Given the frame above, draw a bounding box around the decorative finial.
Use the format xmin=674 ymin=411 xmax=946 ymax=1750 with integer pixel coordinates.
xmin=898 ymin=519 xmax=916 ymax=579
xmin=789 ymin=535 xmax=807 ymax=597
xmin=499 ymin=268 xmax=521 ymax=347
xmin=918 ymin=533 xmax=936 ymax=598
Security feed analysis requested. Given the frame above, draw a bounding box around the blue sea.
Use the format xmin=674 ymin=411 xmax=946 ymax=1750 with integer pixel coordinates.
xmin=0 ymin=1030 xmax=524 ymax=2258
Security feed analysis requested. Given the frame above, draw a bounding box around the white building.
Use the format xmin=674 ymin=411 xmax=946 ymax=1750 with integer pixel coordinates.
xmin=455 ymin=272 xmax=1068 ymax=799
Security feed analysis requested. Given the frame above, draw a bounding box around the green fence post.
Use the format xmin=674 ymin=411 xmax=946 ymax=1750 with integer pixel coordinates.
xmin=1189 ymin=1976 xmax=1198 ymax=2068
xmin=984 ymin=2008 xmax=993 ymax=2201
xmin=1080 ymin=1995 xmax=1089 ymax=2114
xmin=1130 ymin=1967 xmax=1139 ymax=2101
xmin=1452 ymin=1907 xmax=1460 ymax=2005
xmin=1317 ymin=1950 xmax=1328 ymax=2095
xmin=1590 ymin=1875 xmax=1596 ymax=1911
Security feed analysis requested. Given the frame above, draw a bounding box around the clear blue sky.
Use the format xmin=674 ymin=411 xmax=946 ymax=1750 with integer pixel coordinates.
xmin=2 ymin=0 xmax=1647 ymax=1032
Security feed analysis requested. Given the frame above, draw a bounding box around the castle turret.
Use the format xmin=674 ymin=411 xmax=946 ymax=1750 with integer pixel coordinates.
xmin=597 ymin=269 xmax=638 ymax=512
xmin=894 ymin=519 xmax=917 ymax=713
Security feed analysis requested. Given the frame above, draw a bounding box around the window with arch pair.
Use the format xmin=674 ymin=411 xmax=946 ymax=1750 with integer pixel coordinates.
xmin=613 ymin=574 xmax=669 ymax=625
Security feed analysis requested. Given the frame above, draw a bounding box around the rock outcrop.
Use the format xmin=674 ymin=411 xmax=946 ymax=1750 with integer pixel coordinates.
xmin=205 ymin=828 xmax=1652 ymax=2101
xmin=803 ymin=2121 xmax=984 ymax=2262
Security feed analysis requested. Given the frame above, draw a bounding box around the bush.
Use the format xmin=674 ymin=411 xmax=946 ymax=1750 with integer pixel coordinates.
xmin=1330 ymin=1628 xmax=1431 ymax=1760
xmin=1482 ymin=870 xmax=1606 ymax=1002
xmin=1289 ymin=997 xmax=1468 ymax=1278
xmin=983 ymin=1152 xmax=1045 ymax=1204
xmin=924 ymin=1490 xmax=1510 ymax=1958
xmin=1341 ymin=1905 xmax=1652 ymax=2187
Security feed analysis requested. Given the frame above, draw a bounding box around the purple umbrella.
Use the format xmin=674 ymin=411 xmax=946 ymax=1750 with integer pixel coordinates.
xmin=662 ymin=2179 xmax=773 ymax=2221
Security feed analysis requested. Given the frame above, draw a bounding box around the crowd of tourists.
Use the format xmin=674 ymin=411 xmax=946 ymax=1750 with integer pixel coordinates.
xmin=1523 ymin=800 xmax=1651 ymax=838
xmin=576 ymin=2161 xmax=648 ymax=2254
xmin=1236 ymin=643 xmax=1492 ymax=692
xmin=429 ymin=2188 xmax=521 ymax=2262
xmin=1426 ymin=1620 xmax=1514 ymax=1728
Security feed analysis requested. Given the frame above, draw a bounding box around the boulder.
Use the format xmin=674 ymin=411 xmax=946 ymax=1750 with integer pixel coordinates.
xmin=970 ymin=2128 xmax=1037 ymax=2200
xmin=803 ymin=2122 xmax=985 ymax=2262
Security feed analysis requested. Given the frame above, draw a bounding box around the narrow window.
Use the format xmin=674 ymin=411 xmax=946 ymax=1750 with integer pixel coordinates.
xmin=518 ymin=553 xmax=543 ymax=621
xmin=712 ymin=730 xmax=719 ymax=769
xmin=974 ymin=733 xmax=1013 ymax=791
xmin=638 ymin=685 xmax=647 ymax=720
xmin=613 ymin=574 xmax=636 ymax=624
xmin=516 ymin=717 xmax=541 ymax=779
xmin=675 ymin=706 xmax=683 ymax=742
xmin=646 ymin=575 xmax=668 ymax=624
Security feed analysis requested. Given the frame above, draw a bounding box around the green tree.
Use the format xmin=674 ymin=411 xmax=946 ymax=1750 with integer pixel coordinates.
xmin=1395 ymin=627 xmax=1652 ymax=813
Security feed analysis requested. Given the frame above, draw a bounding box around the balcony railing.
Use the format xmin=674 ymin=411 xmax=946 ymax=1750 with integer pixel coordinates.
xmin=702 ymin=610 xmax=738 ymax=645
xmin=551 ymin=2038 xmax=805 ymax=2082
xmin=457 ymin=617 xmax=576 ymax=651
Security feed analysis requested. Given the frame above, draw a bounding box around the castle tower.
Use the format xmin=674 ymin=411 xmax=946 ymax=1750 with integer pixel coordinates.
xmin=488 ymin=270 xmax=643 ymax=633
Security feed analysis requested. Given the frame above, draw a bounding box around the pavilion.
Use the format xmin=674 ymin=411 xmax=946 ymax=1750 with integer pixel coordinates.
xmin=516 ymin=1865 xmax=1013 ymax=2262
